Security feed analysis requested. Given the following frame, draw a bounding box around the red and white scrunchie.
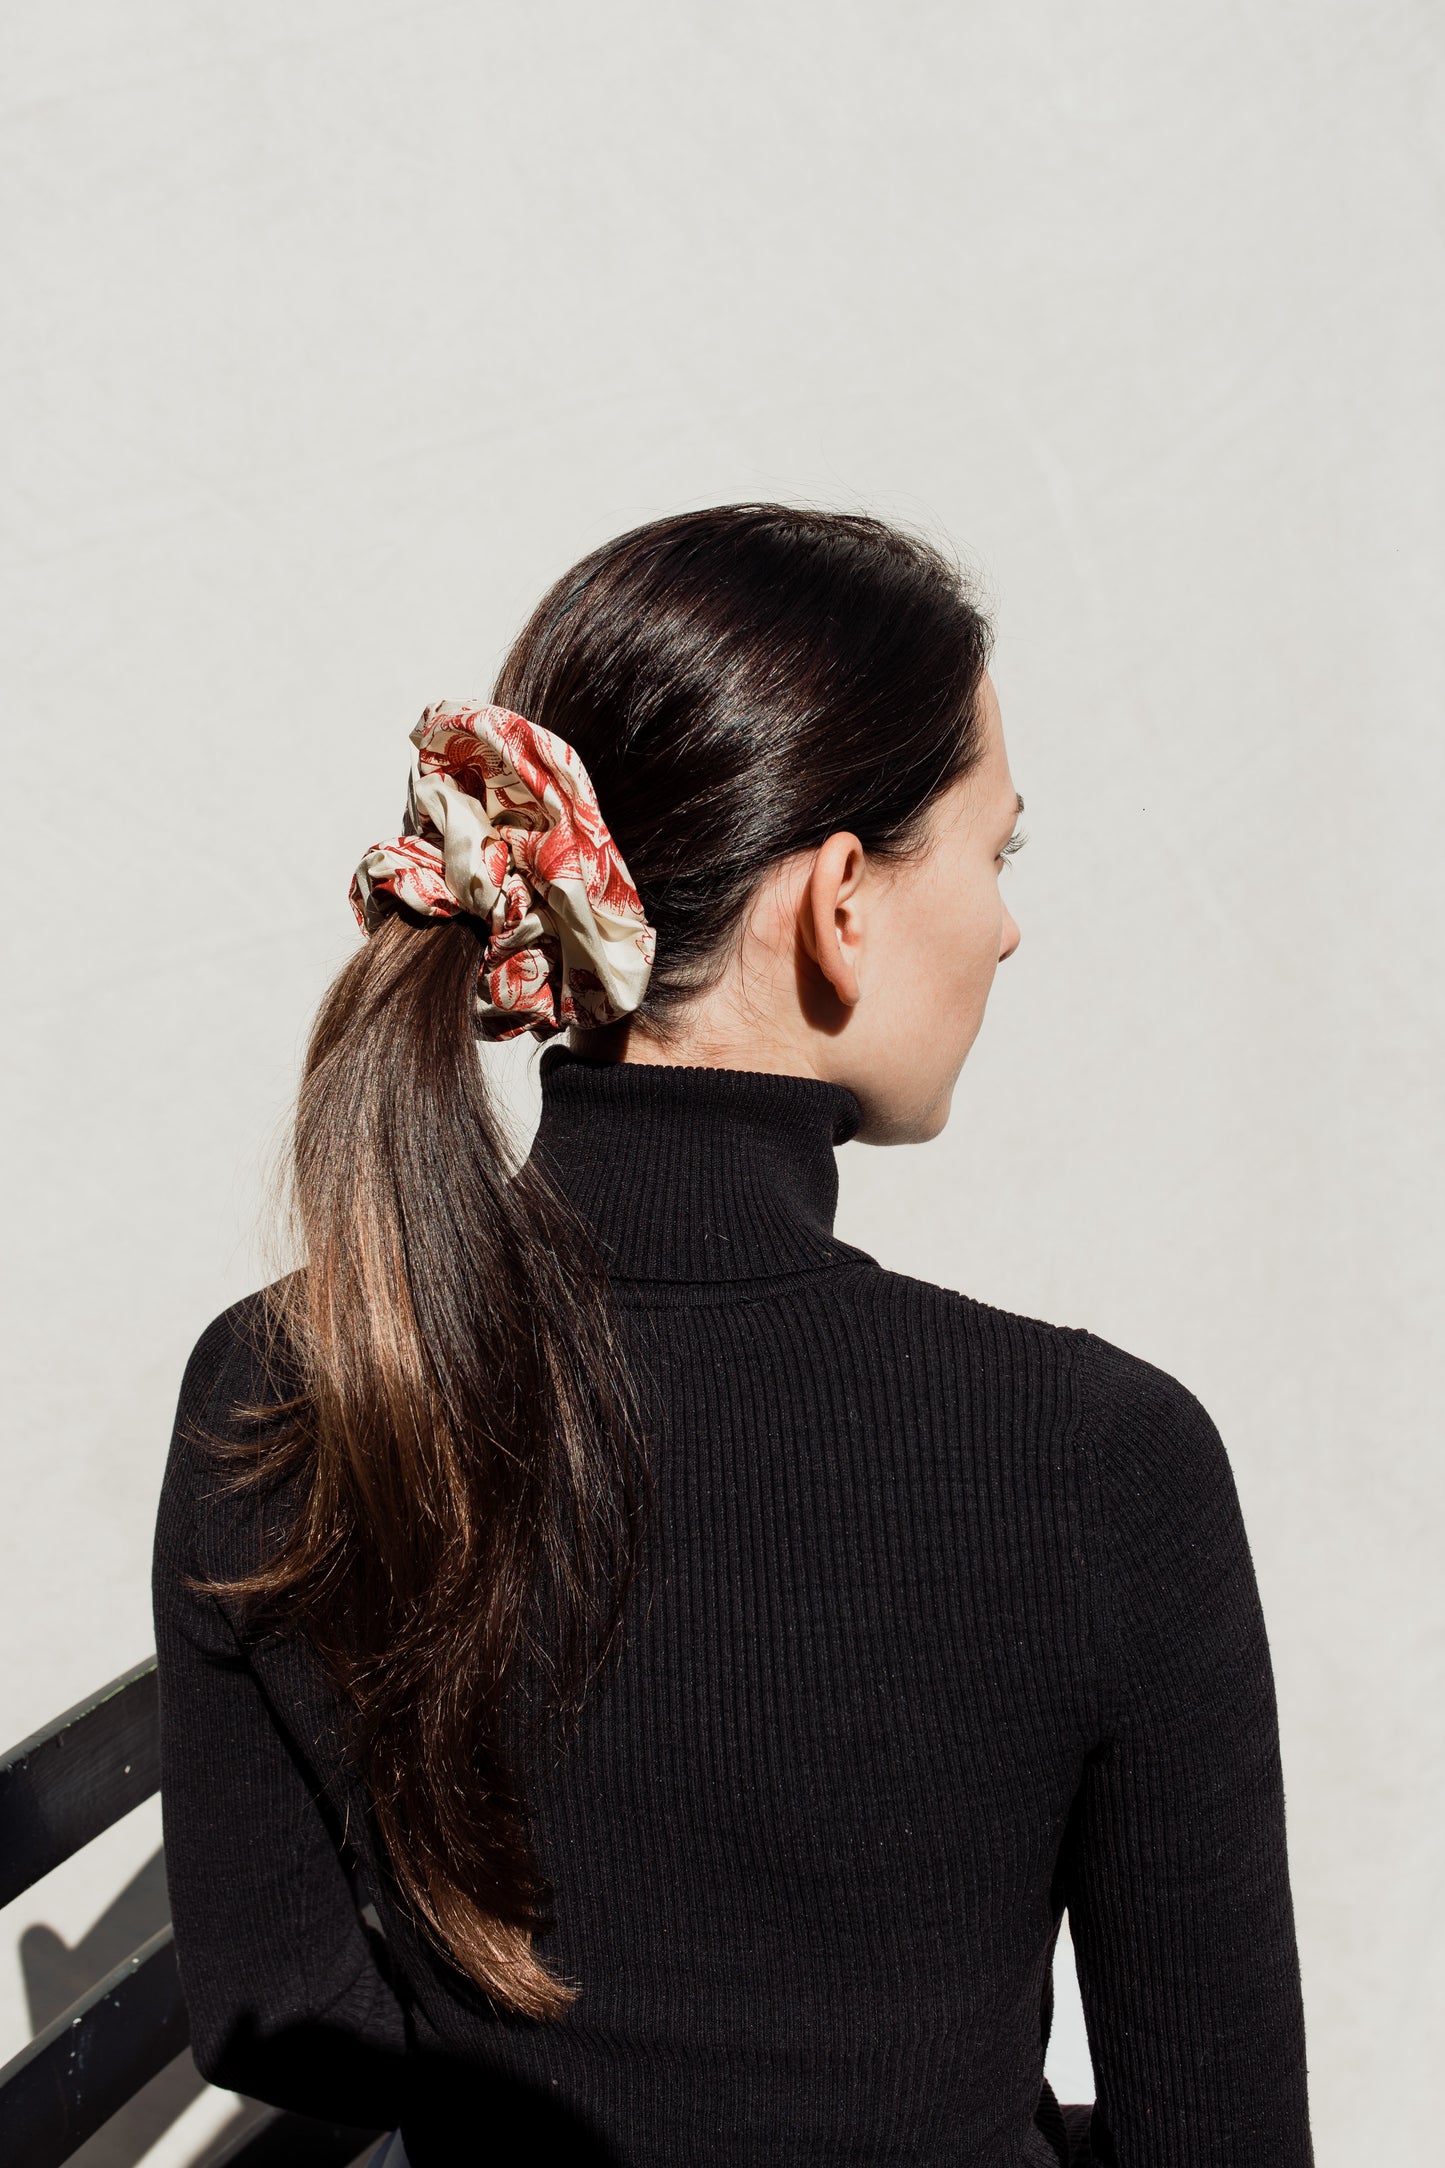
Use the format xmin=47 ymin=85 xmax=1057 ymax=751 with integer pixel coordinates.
xmin=350 ymin=703 xmax=655 ymax=1040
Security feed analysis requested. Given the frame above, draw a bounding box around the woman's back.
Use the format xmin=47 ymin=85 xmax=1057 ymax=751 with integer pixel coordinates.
xmin=157 ymin=1051 xmax=1310 ymax=2166
xmin=154 ymin=504 xmax=1313 ymax=2164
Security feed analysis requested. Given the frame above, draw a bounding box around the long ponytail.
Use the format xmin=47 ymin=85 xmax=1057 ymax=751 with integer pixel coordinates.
xmin=213 ymin=503 xmax=992 ymax=2019
xmin=222 ymin=907 xmax=644 ymax=2018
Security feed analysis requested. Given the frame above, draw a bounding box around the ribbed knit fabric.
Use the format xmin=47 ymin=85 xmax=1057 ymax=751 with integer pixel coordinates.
xmin=154 ymin=1051 xmax=1313 ymax=2168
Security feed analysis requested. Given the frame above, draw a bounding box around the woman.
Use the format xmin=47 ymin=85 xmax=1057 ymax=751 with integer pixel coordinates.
xmin=154 ymin=505 xmax=1314 ymax=2167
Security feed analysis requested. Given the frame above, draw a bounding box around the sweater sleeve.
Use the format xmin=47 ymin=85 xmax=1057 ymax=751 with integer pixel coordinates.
xmin=152 ymin=1303 xmax=409 ymax=2129
xmin=1059 ymin=1330 xmax=1313 ymax=2167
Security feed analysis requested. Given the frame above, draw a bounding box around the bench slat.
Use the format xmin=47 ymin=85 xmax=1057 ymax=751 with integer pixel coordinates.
xmin=0 ymin=1923 xmax=189 ymax=2168
xmin=0 ymin=1658 xmax=160 ymax=1907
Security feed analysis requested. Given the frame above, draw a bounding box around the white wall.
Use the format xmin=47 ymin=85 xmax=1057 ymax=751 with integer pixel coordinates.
xmin=3 ymin=4 xmax=1441 ymax=2161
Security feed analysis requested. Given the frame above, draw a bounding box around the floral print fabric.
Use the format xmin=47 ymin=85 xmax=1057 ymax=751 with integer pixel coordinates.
xmin=351 ymin=703 xmax=655 ymax=1039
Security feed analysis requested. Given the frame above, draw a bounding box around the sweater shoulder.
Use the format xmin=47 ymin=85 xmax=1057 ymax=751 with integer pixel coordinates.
xmin=1061 ymin=1325 xmax=1265 ymax=1727
xmin=173 ymin=1285 xmax=293 ymax=1431
xmin=156 ymin=1283 xmax=303 ymax=1583
xmin=1064 ymin=1322 xmax=1236 ymax=1516
xmin=859 ymin=1261 xmax=1083 ymax=1350
xmin=855 ymin=1262 xmax=1088 ymax=1395
xmin=858 ymin=1266 xmax=1233 ymax=1502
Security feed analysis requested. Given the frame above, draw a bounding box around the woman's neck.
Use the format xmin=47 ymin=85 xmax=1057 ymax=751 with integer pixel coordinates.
xmin=567 ymin=1014 xmax=827 ymax=1081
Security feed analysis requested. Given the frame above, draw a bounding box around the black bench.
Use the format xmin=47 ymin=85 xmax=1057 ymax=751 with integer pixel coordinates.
xmin=0 ymin=1658 xmax=383 ymax=2168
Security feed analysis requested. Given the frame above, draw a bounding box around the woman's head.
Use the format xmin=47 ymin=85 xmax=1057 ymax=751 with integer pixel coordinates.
xmin=218 ymin=504 xmax=1015 ymax=2024
xmin=489 ymin=504 xmax=1015 ymax=1136
xmin=729 ymin=668 xmax=1023 ymax=1143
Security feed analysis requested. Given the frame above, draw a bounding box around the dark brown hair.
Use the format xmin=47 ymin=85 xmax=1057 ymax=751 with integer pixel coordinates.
xmin=215 ymin=505 xmax=993 ymax=2018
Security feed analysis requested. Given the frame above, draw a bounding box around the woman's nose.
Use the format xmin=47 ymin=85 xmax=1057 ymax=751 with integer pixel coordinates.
xmin=999 ymin=904 xmax=1021 ymax=962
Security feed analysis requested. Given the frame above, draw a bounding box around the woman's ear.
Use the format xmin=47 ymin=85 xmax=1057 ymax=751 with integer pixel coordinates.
xmin=798 ymin=832 xmax=866 ymax=1009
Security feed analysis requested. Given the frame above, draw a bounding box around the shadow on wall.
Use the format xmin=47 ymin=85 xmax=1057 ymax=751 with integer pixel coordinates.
xmin=21 ymin=1847 xmax=271 ymax=2168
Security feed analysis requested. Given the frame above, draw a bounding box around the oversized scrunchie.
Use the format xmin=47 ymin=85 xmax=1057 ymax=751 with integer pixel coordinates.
xmin=350 ymin=702 xmax=656 ymax=1040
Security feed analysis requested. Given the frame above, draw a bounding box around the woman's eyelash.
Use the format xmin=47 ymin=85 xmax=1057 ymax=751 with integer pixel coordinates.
xmin=998 ymin=828 xmax=1028 ymax=863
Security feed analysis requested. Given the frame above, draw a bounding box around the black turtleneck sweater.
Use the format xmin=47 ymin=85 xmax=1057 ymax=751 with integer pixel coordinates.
xmin=154 ymin=1053 xmax=1313 ymax=2167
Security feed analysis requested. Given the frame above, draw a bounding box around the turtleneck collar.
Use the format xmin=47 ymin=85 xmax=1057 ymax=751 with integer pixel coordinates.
xmin=528 ymin=1047 xmax=867 ymax=1283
